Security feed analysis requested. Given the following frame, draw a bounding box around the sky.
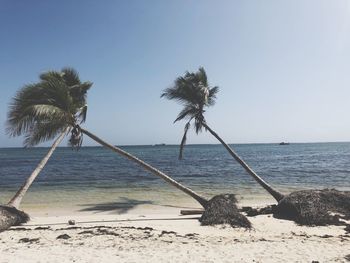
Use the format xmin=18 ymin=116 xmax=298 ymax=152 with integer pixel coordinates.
xmin=1 ymin=0 xmax=350 ymax=147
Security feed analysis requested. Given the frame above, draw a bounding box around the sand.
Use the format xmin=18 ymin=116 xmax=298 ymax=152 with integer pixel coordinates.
xmin=0 ymin=205 xmax=349 ymax=263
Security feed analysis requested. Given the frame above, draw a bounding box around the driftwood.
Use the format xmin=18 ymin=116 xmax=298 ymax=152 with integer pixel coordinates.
xmin=180 ymin=209 xmax=204 ymax=215
xmin=180 ymin=206 xmax=275 ymax=216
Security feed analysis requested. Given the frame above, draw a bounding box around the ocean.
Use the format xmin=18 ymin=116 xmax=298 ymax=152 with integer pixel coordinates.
xmin=0 ymin=143 xmax=349 ymax=212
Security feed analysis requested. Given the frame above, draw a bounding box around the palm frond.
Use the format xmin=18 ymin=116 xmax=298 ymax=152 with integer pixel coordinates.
xmin=78 ymin=105 xmax=88 ymax=123
xmin=207 ymin=86 xmax=219 ymax=106
xmin=61 ymin=67 xmax=81 ymax=87
xmin=174 ymin=105 xmax=197 ymax=123
xmin=68 ymin=125 xmax=83 ymax=150
xmin=40 ymin=78 xmax=75 ymax=112
xmin=24 ymin=119 xmax=68 ymax=147
xmin=161 ymin=80 xmax=200 ymax=106
xmin=69 ymin=81 xmax=92 ymax=108
xmin=179 ymin=121 xmax=191 ymax=160
xmin=7 ymin=87 xmax=72 ymax=138
xmin=79 ymin=81 xmax=92 ymax=92
xmin=194 ymin=115 xmax=205 ymax=134
xmin=39 ymin=71 xmax=63 ymax=82
xmin=197 ymin=67 xmax=208 ymax=86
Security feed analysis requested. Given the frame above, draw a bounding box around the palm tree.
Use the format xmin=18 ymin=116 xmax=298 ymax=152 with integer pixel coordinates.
xmin=1 ymin=68 xmax=208 ymax=231
xmin=5 ymin=68 xmax=91 ymax=209
xmin=1 ymin=68 xmax=90 ymax=231
xmin=161 ymin=67 xmax=284 ymax=202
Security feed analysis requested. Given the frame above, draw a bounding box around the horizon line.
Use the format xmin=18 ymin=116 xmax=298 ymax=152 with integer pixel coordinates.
xmin=1 ymin=140 xmax=350 ymax=149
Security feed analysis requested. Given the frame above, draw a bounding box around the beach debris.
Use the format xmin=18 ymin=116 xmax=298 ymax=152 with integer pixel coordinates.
xmin=56 ymin=234 xmax=71 ymax=240
xmin=78 ymin=230 xmax=94 ymax=235
xmin=180 ymin=209 xmax=204 ymax=215
xmin=345 ymin=224 xmax=350 ymax=233
xmin=241 ymin=205 xmax=275 ymax=216
xmin=159 ymin=230 xmax=177 ymax=237
xmin=120 ymin=226 xmax=154 ymax=231
xmin=34 ymin=226 xmax=51 ymax=230
xmin=96 ymin=228 xmax=120 ymax=237
xmin=184 ymin=233 xmax=198 ymax=238
xmin=19 ymin=237 xmax=40 ymax=243
xmin=56 ymin=226 xmax=81 ymax=231
xmin=273 ymin=189 xmax=350 ymax=226
xmin=7 ymin=227 xmax=30 ymax=231
xmin=320 ymin=234 xmax=333 ymax=238
xmin=0 ymin=205 xmax=29 ymax=232
xmin=68 ymin=220 xmax=76 ymax=225
xmin=200 ymin=194 xmax=251 ymax=228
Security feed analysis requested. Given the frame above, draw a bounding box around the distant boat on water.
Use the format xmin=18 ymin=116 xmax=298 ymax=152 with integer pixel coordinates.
xmin=153 ymin=143 xmax=166 ymax=146
xmin=279 ymin=142 xmax=290 ymax=145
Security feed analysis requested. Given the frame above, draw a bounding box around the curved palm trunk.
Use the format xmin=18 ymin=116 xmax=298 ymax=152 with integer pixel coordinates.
xmin=202 ymin=123 xmax=284 ymax=202
xmin=80 ymin=128 xmax=209 ymax=208
xmin=7 ymin=128 xmax=68 ymax=209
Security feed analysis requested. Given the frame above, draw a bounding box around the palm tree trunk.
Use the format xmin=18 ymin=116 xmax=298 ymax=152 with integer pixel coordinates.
xmin=202 ymin=123 xmax=284 ymax=202
xmin=7 ymin=128 xmax=68 ymax=209
xmin=80 ymin=128 xmax=209 ymax=208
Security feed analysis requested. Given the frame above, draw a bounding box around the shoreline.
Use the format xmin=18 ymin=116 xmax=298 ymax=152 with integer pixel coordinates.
xmin=13 ymin=196 xmax=277 ymax=217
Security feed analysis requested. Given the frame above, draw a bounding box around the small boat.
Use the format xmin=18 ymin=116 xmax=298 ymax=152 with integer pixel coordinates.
xmin=153 ymin=143 xmax=166 ymax=146
xmin=279 ymin=142 xmax=290 ymax=145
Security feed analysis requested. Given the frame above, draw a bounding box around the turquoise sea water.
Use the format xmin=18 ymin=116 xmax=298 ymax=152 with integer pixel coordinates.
xmin=0 ymin=143 xmax=349 ymax=211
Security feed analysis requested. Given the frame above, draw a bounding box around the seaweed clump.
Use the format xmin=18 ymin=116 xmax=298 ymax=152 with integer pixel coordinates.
xmin=200 ymin=194 xmax=251 ymax=228
xmin=274 ymin=189 xmax=350 ymax=226
xmin=0 ymin=205 xmax=30 ymax=232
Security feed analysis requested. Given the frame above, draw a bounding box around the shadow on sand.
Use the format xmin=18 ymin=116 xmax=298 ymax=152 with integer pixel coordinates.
xmin=79 ymin=197 xmax=154 ymax=214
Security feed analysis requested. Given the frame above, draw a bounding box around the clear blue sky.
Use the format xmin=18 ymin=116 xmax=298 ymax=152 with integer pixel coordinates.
xmin=1 ymin=0 xmax=350 ymax=147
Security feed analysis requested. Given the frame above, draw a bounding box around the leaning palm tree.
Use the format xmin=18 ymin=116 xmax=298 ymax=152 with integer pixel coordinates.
xmin=161 ymin=67 xmax=284 ymax=202
xmin=6 ymin=68 xmax=90 ymax=208
xmin=1 ymin=68 xmax=91 ymax=231
xmin=1 ymin=68 xmax=209 ymax=231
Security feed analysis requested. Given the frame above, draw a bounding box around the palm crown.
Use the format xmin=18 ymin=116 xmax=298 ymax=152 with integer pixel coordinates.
xmin=161 ymin=67 xmax=219 ymax=159
xmin=6 ymin=68 xmax=92 ymax=147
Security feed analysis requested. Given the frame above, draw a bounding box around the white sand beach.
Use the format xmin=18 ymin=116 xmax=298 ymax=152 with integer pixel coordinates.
xmin=1 ymin=205 xmax=349 ymax=263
